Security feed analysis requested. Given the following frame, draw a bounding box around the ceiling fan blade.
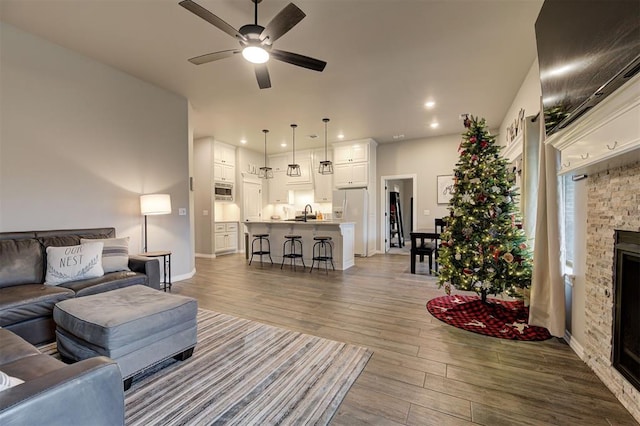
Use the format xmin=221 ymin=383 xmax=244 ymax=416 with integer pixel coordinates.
xmin=255 ymin=64 xmax=272 ymax=89
xmin=179 ymin=0 xmax=246 ymax=42
xmin=260 ymin=3 xmax=306 ymax=43
xmin=270 ymin=49 xmax=327 ymax=72
xmin=188 ymin=49 xmax=240 ymax=65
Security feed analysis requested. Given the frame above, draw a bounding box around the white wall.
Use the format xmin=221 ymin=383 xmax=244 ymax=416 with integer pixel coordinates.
xmin=499 ymin=59 xmax=542 ymax=147
xmin=194 ymin=138 xmax=213 ymax=255
xmin=0 ymin=23 xmax=194 ymax=278
xmin=377 ymin=135 xmax=460 ymax=232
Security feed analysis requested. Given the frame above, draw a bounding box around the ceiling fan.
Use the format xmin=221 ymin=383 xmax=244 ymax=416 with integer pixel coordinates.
xmin=179 ymin=0 xmax=327 ymax=89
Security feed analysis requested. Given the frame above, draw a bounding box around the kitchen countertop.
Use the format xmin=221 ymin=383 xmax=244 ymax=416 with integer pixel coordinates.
xmin=245 ymin=220 xmax=354 ymax=225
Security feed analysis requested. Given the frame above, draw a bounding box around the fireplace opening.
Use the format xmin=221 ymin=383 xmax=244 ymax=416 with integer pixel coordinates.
xmin=613 ymin=230 xmax=640 ymax=392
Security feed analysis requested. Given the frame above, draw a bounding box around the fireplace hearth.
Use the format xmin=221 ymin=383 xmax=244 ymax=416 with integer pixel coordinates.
xmin=613 ymin=230 xmax=640 ymax=392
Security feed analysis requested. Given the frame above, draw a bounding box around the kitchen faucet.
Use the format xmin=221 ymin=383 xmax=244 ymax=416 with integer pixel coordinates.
xmin=303 ymin=204 xmax=313 ymax=222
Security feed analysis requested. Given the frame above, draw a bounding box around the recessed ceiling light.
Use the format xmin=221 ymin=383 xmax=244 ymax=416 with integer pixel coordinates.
xmin=430 ymin=122 xmax=439 ymax=128
xmin=240 ymin=139 xmax=247 ymax=144
xmin=337 ymin=133 xmax=344 ymax=139
xmin=425 ymin=101 xmax=435 ymax=108
xmin=280 ymin=143 xmax=287 ymax=147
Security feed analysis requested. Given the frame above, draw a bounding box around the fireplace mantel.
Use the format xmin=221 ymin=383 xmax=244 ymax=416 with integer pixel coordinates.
xmin=545 ymin=73 xmax=640 ymax=176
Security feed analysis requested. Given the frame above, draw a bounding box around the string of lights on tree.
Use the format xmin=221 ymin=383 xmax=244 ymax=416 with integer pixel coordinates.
xmin=437 ymin=115 xmax=533 ymax=303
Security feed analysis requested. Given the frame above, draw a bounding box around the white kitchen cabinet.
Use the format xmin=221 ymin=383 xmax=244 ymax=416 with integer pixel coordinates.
xmin=333 ymin=142 xmax=369 ymax=164
xmin=213 ymin=162 xmax=235 ymax=182
xmin=312 ymin=148 xmax=333 ymax=202
xmin=332 ymin=139 xmax=376 ymax=189
xmin=267 ymin=154 xmax=291 ymax=204
xmin=334 ymin=162 xmax=368 ymax=188
xmin=214 ymin=222 xmax=238 ymax=254
xmin=213 ymin=142 xmax=236 ymax=183
xmin=268 ymin=173 xmax=291 ymax=204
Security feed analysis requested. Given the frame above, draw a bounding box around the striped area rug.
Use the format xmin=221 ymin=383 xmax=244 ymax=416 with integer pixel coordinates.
xmin=40 ymin=309 xmax=371 ymax=425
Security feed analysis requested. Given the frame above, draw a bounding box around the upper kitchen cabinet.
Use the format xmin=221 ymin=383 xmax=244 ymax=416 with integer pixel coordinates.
xmin=333 ymin=141 xmax=369 ymax=164
xmin=312 ymin=148 xmax=333 ymax=202
xmin=213 ymin=142 xmax=236 ymax=183
xmin=333 ymin=139 xmax=377 ymax=189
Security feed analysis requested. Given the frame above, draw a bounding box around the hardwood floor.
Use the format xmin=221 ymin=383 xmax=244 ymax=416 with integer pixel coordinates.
xmin=173 ymin=254 xmax=638 ymax=425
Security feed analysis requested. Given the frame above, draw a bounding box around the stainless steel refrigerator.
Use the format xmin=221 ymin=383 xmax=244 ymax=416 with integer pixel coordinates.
xmin=332 ymin=188 xmax=368 ymax=256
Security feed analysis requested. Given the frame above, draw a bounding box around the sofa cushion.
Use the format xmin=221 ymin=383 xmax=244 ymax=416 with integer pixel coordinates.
xmin=80 ymin=237 xmax=131 ymax=273
xmin=0 ymin=329 xmax=41 ymax=366
xmin=0 ymin=354 xmax=65 ymax=383
xmin=45 ymin=242 xmax=104 ymax=285
xmin=0 ymin=239 xmax=44 ymax=288
xmin=38 ymin=230 xmax=113 ymax=249
xmin=0 ymin=284 xmax=74 ymax=328
xmin=59 ymin=271 xmax=148 ymax=297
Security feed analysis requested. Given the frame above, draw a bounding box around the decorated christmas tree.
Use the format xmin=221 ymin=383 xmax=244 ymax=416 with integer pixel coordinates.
xmin=438 ymin=115 xmax=532 ymax=302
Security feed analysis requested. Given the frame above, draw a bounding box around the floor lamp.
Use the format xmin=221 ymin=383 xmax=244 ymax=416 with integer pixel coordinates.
xmin=140 ymin=194 xmax=172 ymax=253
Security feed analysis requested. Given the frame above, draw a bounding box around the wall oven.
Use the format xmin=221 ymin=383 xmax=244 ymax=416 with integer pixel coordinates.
xmin=214 ymin=182 xmax=233 ymax=201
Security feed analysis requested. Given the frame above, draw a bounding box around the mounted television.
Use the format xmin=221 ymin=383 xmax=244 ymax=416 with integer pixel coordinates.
xmin=535 ymin=0 xmax=640 ymax=136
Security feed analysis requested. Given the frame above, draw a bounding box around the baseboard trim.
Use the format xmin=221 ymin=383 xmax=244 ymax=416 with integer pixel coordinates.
xmin=195 ymin=253 xmax=216 ymax=259
xmin=564 ymin=330 xmax=585 ymax=360
xmin=172 ymin=268 xmax=196 ymax=283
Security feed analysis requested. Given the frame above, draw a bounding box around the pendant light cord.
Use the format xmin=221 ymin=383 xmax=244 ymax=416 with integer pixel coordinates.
xmin=291 ymin=124 xmax=297 ymax=163
xmin=263 ymin=129 xmax=268 ymax=167
xmin=323 ymin=118 xmax=330 ymax=161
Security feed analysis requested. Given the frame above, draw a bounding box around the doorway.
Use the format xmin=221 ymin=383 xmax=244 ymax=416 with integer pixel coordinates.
xmin=380 ymin=174 xmax=417 ymax=254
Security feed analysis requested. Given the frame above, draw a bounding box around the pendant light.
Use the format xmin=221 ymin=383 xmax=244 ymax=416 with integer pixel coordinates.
xmin=319 ymin=118 xmax=333 ymax=174
xmin=259 ymin=129 xmax=273 ymax=179
xmin=286 ymin=124 xmax=301 ymax=177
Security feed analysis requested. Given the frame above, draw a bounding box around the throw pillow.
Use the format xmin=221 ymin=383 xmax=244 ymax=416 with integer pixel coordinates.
xmin=0 ymin=370 xmax=24 ymax=391
xmin=45 ymin=242 xmax=104 ymax=285
xmin=80 ymin=237 xmax=131 ymax=273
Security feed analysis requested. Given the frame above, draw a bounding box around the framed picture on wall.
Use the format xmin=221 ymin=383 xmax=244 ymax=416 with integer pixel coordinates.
xmin=437 ymin=175 xmax=455 ymax=204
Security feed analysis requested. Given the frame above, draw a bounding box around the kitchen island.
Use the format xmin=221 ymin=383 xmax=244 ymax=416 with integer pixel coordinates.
xmin=244 ymin=221 xmax=355 ymax=270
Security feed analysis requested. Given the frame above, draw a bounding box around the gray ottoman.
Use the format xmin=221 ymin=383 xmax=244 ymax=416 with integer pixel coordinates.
xmin=53 ymin=285 xmax=197 ymax=389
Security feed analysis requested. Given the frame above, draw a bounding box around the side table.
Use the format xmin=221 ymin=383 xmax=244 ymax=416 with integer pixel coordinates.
xmin=140 ymin=250 xmax=172 ymax=291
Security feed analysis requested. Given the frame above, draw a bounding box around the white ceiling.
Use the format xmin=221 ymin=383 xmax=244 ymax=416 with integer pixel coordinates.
xmin=0 ymin=0 xmax=544 ymax=154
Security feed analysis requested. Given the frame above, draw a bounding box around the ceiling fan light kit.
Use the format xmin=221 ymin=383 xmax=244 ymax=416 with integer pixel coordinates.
xmin=179 ymin=0 xmax=327 ymax=89
xmin=259 ymin=129 xmax=273 ymax=179
xmin=319 ymin=118 xmax=333 ymax=175
xmin=286 ymin=124 xmax=301 ymax=177
xmin=242 ymin=46 xmax=269 ymax=64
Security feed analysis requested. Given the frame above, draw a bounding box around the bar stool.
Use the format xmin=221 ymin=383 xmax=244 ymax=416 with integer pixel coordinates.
xmin=310 ymin=236 xmax=335 ymax=274
xmin=249 ymin=234 xmax=273 ymax=265
xmin=281 ymin=235 xmax=305 ymax=270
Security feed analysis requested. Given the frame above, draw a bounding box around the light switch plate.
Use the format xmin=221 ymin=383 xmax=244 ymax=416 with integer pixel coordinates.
xmin=423 ymin=210 xmax=430 ymax=216
xmin=179 ymin=208 xmax=187 ymax=216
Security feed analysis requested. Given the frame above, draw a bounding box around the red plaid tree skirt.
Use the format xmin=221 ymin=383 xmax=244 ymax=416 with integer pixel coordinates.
xmin=426 ymin=295 xmax=552 ymax=341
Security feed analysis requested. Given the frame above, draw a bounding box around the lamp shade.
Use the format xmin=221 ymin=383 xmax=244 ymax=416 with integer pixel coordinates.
xmin=140 ymin=194 xmax=172 ymax=215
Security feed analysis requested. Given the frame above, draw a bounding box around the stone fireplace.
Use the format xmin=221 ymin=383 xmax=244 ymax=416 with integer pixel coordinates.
xmin=585 ymin=161 xmax=640 ymax=420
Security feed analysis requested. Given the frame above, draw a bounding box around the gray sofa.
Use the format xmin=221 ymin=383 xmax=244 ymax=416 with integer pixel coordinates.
xmin=0 ymin=227 xmax=161 ymax=345
xmin=0 ymin=328 xmax=124 ymax=425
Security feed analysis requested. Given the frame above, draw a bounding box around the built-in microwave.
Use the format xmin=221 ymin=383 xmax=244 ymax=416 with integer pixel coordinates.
xmin=214 ymin=182 xmax=233 ymax=201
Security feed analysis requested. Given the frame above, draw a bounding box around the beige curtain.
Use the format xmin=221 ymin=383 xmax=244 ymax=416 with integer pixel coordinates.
xmin=529 ymin=106 xmax=566 ymax=337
